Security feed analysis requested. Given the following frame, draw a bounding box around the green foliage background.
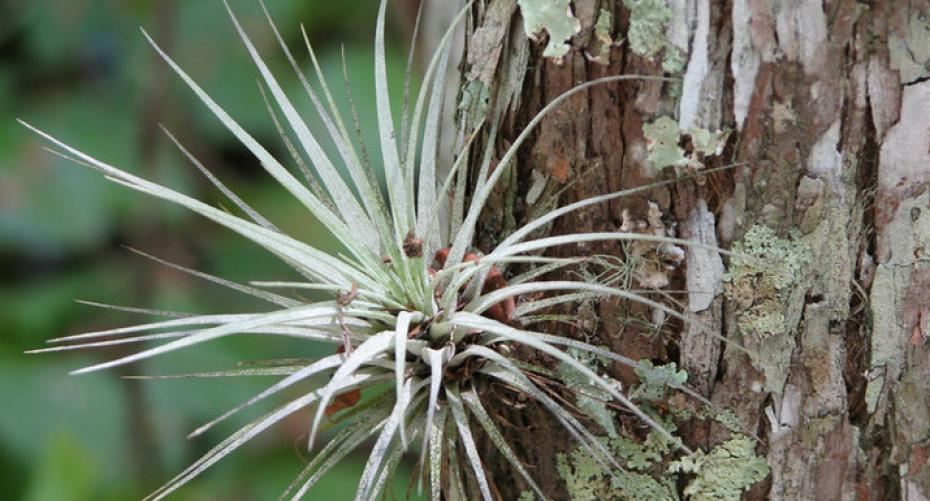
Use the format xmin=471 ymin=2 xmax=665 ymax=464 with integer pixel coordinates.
xmin=0 ymin=1 xmax=421 ymax=498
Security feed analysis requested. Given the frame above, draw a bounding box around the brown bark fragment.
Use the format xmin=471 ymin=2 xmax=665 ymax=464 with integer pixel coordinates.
xmin=456 ymin=0 xmax=924 ymax=498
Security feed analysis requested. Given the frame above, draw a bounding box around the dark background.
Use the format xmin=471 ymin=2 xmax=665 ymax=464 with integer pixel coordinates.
xmin=0 ymin=0 xmax=425 ymax=498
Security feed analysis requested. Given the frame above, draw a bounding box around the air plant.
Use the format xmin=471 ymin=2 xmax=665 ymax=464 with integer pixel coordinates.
xmin=22 ymin=1 xmax=736 ymax=499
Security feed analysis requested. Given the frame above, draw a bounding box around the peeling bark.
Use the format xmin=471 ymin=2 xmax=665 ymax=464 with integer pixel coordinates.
xmin=451 ymin=0 xmax=930 ymax=498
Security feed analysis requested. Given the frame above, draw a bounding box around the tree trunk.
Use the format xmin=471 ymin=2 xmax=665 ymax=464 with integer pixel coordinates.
xmin=452 ymin=0 xmax=930 ymax=498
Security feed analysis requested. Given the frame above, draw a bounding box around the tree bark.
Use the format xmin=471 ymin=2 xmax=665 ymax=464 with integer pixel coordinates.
xmin=452 ymin=0 xmax=930 ymax=498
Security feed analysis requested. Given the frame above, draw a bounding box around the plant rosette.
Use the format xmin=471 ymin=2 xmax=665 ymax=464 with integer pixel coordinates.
xmin=23 ymin=1 xmax=739 ymax=499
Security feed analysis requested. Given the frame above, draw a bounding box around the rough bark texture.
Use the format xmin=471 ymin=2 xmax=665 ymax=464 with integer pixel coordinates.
xmin=453 ymin=0 xmax=930 ymax=499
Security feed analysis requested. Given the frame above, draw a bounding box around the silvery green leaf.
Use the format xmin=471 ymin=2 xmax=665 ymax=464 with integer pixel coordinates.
xmin=308 ymin=330 xmax=396 ymax=450
xmin=374 ymin=0 xmax=410 ymax=240
xmin=445 ymin=413 xmax=467 ymax=501
xmin=398 ymin=2 xmax=422 ymax=158
xmin=467 ymin=280 xmax=686 ymax=327
xmin=37 ymin=325 xmax=343 ymax=354
xmin=257 ymin=81 xmax=331 ymax=206
xmin=147 ymin=371 xmax=382 ymax=501
xmin=133 ymin=32 xmax=380 ymax=271
xmin=369 ymin=413 xmax=425 ymax=500
xmin=122 ymin=366 xmax=303 ymax=379
xmin=125 ymin=247 xmax=300 ymax=307
xmin=286 ymin=393 xmax=396 ymax=500
xmin=258 ymin=1 xmax=392 ymax=249
xmin=222 ymin=1 xmax=380 ymax=256
xmin=415 ymin=38 xmax=450 ymax=255
xmin=160 ymin=125 xmax=279 ymax=232
xmin=406 ymin=3 xmax=471 ymax=224
xmin=188 ymin=353 xmax=345 ymax=439
xmin=419 ymin=345 xmax=449 ymax=480
xmin=461 ymin=386 xmax=545 ymax=499
xmin=447 ymin=75 xmax=670 ymax=268
xmin=394 ymin=311 xmax=414 ymax=448
xmin=355 ymin=379 xmax=426 ymax=501
xmin=446 ymin=387 xmax=492 ymax=501
xmin=21 ymin=121 xmax=379 ymax=290
xmin=508 ymin=258 xmax=580 ymax=285
xmin=73 ymin=299 xmax=191 ymax=318
xmin=428 ymin=406 xmax=448 ymax=501
xmin=71 ymin=304 xmax=343 ymax=375
xmin=453 ymin=314 xmax=687 ymax=453
xmin=493 ymin=231 xmax=737 ymax=261
xmin=454 ymin=345 xmax=615 ymax=470
xmin=477 ymin=361 xmax=617 ymax=473
xmin=495 ymin=162 xmax=746 ymax=254
xmin=513 ymin=291 xmax=597 ymax=317
xmin=46 ymin=313 xmax=257 ymax=344
xmin=27 ymin=330 xmax=193 ymax=353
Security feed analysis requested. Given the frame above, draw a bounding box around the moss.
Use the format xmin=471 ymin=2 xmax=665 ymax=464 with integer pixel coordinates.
xmin=668 ymin=435 xmax=769 ymax=501
xmin=724 ymin=225 xmax=811 ymax=340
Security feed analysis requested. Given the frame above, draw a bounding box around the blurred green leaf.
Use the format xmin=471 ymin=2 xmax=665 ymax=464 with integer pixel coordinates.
xmin=23 ymin=432 xmax=97 ymax=501
xmin=4 ymin=1 xmax=422 ymax=498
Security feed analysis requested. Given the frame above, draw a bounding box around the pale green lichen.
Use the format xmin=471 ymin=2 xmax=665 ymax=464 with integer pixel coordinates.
xmin=661 ymin=45 xmax=686 ymax=97
xmin=698 ymin=407 xmax=744 ymax=434
xmin=458 ymin=79 xmax=490 ymax=123
xmin=518 ymin=0 xmax=581 ymax=59
xmin=800 ymin=416 xmax=843 ymax=448
xmin=555 ymin=364 xmax=767 ymax=500
xmin=614 ymin=435 xmax=664 ymax=470
xmin=689 ymin=127 xmax=730 ymax=157
xmin=642 ymin=117 xmax=730 ymax=174
xmin=661 ymin=44 xmax=686 ymax=75
xmin=518 ymin=490 xmax=536 ymax=501
xmin=724 ymin=225 xmax=811 ymax=340
xmin=557 ymin=434 xmax=679 ymax=500
xmin=594 ymin=8 xmax=612 ymax=44
xmin=623 ymin=0 xmax=685 ymax=83
xmin=623 ymin=0 xmax=672 ymax=59
xmin=632 ymin=360 xmax=688 ymax=402
xmin=558 ymin=349 xmax=620 ymax=436
xmin=643 ymin=116 xmax=687 ymax=172
xmin=669 ymin=435 xmax=769 ymax=501
xmin=556 ymin=353 xmax=682 ymax=499
xmin=588 ymin=8 xmax=614 ymax=65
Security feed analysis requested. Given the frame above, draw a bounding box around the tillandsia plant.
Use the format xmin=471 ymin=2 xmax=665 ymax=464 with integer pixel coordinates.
xmin=22 ymin=1 xmax=743 ymax=499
